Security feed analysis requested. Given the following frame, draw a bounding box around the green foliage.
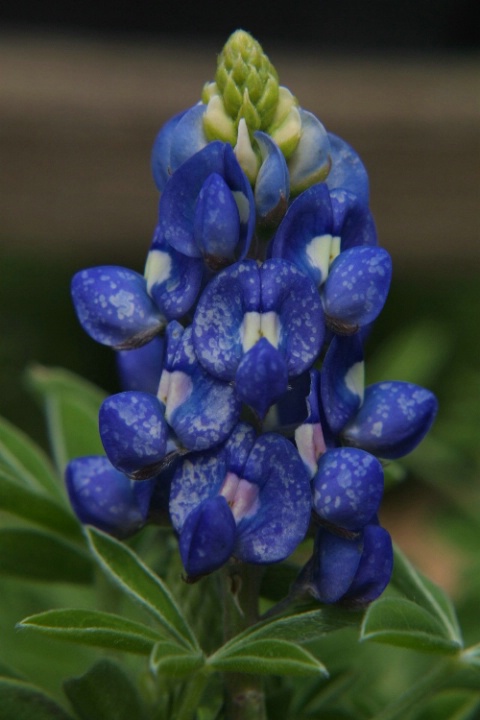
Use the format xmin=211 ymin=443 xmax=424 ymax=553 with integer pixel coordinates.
xmin=63 ymin=659 xmax=148 ymax=720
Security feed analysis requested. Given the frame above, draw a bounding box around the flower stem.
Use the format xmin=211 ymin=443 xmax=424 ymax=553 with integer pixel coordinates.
xmin=174 ymin=670 xmax=210 ymax=720
xmin=222 ymin=563 xmax=267 ymax=720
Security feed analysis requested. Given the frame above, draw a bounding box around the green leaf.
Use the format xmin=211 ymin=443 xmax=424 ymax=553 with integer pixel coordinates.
xmin=390 ymin=545 xmax=463 ymax=647
xmin=0 ymin=468 xmax=81 ymax=541
xmin=361 ymin=597 xmax=462 ymax=654
xmin=86 ymin=527 xmax=199 ymax=650
xmin=414 ymin=690 xmax=480 ymax=720
xmin=209 ymin=639 xmax=328 ymax=677
xmin=18 ymin=608 xmax=163 ymax=655
xmin=461 ymin=643 xmax=480 ymax=670
xmin=223 ymin=607 xmax=360 ymax=648
xmin=63 ymin=659 xmax=148 ymax=720
xmin=150 ymin=641 xmax=205 ymax=677
xmin=27 ymin=365 xmax=107 ymax=472
xmin=0 ymin=677 xmax=74 ymax=720
xmin=0 ymin=415 xmax=60 ymax=499
xmin=0 ymin=528 xmax=93 ymax=583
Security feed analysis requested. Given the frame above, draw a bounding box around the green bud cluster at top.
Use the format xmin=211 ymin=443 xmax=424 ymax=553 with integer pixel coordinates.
xmin=202 ymin=31 xmax=302 ymax=166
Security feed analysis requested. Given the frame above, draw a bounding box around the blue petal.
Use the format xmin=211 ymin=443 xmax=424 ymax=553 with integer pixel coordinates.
xmin=234 ymin=433 xmax=312 ymax=563
xmin=193 ymin=173 xmax=240 ymax=263
xmin=99 ymin=391 xmax=168 ymax=477
xmin=288 ymin=110 xmax=331 ymax=195
xmin=169 ymin=423 xmax=256 ymax=532
xmin=235 ymin=339 xmax=288 ymax=418
xmin=313 ymin=448 xmax=384 ymax=531
xmin=269 ymin=183 xmax=334 ymax=287
xmin=323 ymin=246 xmax=392 ymax=331
xmin=330 ymin=188 xmax=377 ymax=249
xmin=179 ymin=496 xmax=236 ymax=578
xmin=308 ymin=528 xmax=364 ymax=604
xmin=65 ymin=456 xmax=151 ymax=538
xmin=321 ymin=335 xmax=364 ymax=434
xmin=193 ymin=261 xmax=261 ymax=380
xmin=159 ymin=141 xmax=254 ymax=261
xmin=264 ymin=372 xmax=310 ymax=434
xmin=71 ymin=266 xmax=165 ymax=349
xmin=145 ymin=226 xmax=204 ymax=318
xmin=168 ymin=103 xmax=208 ymax=175
xmin=151 ymin=109 xmax=188 ymax=191
xmin=343 ymin=381 xmax=438 ymax=459
xmin=342 ymin=524 xmax=393 ymax=606
xmin=163 ymin=326 xmax=241 ymax=451
xmin=326 ymin=133 xmax=370 ymax=205
xmin=254 ymin=131 xmax=289 ymax=226
xmin=260 ymin=259 xmax=325 ymax=375
xmin=116 ymin=335 xmax=165 ymax=394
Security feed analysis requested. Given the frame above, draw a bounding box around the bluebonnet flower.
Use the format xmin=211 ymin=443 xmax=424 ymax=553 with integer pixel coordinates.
xmin=296 ymin=335 xmax=438 ymax=472
xmin=66 ymin=30 xmax=438 ymax=609
xmin=169 ymin=423 xmax=311 ymax=579
xmin=192 ymin=258 xmax=324 ymax=417
xmin=298 ymin=522 xmax=393 ymax=607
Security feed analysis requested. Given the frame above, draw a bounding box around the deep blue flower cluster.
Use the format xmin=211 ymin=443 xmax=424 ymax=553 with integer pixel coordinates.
xmin=67 ymin=32 xmax=438 ymax=607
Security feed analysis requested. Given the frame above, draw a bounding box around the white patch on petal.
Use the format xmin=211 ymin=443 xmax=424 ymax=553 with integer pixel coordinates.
xmin=220 ymin=472 xmax=259 ymax=522
xmin=164 ymin=371 xmax=193 ymax=421
xmin=232 ymin=190 xmax=250 ymax=224
xmin=345 ymin=361 xmax=365 ymax=402
xmin=305 ymin=234 xmax=341 ymax=285
xmin=241 ymin=312 xmax=262 ymax=352
xmin=145 ymin=250 xmax=172 ymax=293
xmin=294 ymin=423 xmax=326 ymax=478
xmin=372 ymin=421 xmax=383 ymax=437
xmin=260 ymin=311 xmax=281 ymax=349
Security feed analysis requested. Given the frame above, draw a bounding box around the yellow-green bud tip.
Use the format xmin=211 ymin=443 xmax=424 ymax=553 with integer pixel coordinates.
xmin=215 ymin=30 xmax=280 ymax=132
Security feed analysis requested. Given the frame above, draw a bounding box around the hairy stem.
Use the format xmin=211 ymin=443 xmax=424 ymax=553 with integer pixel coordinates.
xmin=222 ymin=563 xmax=267 ymax=720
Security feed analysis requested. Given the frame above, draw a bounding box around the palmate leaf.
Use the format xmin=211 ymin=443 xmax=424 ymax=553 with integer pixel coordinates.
xmin=18 ymin=608 xmax=163 ymax=655
xmin=27 ymin=365 xmax=107 ymax=473
xmin=63 ymin=659 xmax=148 ymax=720
xmin=0 ymin=467 xmax=81 ymax=542
xmin=0 ymin=677 xmax=74 ymax=720
xmin=150 ymin=641 xmax=205 ymax=677
xmin=0 ymin=528 xmax=93 ymax=584
xmin=208 ymin=638 xmax=328 ymax=677
xmin=86 ymin=527 xmax=199 ymax=651
xmin=0 ymin=415 xmax=60 ymax=499
xmin=361 ymin=545 xmax=463 ymax=655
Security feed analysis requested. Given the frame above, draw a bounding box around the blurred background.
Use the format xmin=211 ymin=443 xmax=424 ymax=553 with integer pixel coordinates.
xmin=0 ymin=3 xmax=479 ymax=602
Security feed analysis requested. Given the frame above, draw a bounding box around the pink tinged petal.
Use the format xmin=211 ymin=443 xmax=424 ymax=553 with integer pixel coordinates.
xmin=295 ymin=422 xmax=327 ymax=478
xmin=219 ymin=473 xmax=260 ymax=522
xmin=234 ymin=433 xmax=312 ymax=564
